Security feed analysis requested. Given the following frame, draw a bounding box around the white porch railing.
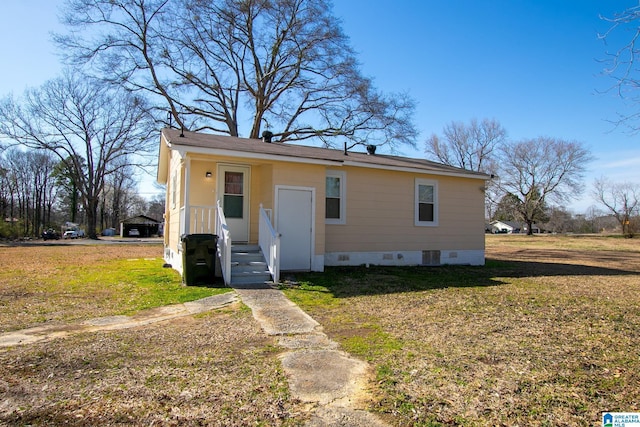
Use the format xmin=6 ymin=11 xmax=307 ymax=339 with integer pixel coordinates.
xmin=259 ymin=204 xmax=280 ymax=283
xmin=179 ymin=202 xmax=278 ymax=286
xmin=179 ymin=206 xmax=186 ymax=236
xmin=179 ymin=205 xmax=216 ymax=235
xmin=189 ymin=205 xmax=216 ymax=234
xmin=216 ymin=200 xmax=232 ymax=286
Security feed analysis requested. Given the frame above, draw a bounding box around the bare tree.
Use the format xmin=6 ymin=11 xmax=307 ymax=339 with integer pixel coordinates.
xmin=543 ymin=206 xmax=573 ymax=234
xmin=425 ymin=118 xmax=506 ymax=219
xmin=0 ymin=72 xmax=155 ymax=239
xmin=425 ymin=118 xmax=506 ymax=174
xmin=496 ymin=137 xmax=592 ymax=235
xmin=146 ymin=194 xmax=166 ymax=221
xmin=52 ymin=156 xmax=85 ymax=224
xmin=100 ymin=161 xmax=138 ymax=230
xmin=0 ymin=148 xmax=59 ymax=237
xmin=55 ymin=0 xmax=417 ymax=149
xmin=29 ymin=151 xmax=60 ymax=235
xmin=599 ymin=5 xmax=640 ymax=129
xmin=2 ymin=149 xmax=30 ymax=236
xmin=593 ymin=177 xmax=639 ymax=236
xmin=0 ymin=159 xmax=8 ymax=225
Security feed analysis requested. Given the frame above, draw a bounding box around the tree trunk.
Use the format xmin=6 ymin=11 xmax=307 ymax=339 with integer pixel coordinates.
xmin=71 ymin=184 xmax=78 ymax=223
xmin=526 ymin=219 xmax=534 ymax=236
xmin=86 ymin=197 xmax=99 ymax=240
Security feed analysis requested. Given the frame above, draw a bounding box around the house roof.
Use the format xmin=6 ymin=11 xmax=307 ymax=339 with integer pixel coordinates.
xmin=157 ymin=128 xmax=491 ymax=183
xmin=121 ymin=215 xmax=161 ymax=225
xmin=490 ymin=220 xmax=518 ymax=230
xmin=490 ymin=220 xmax=540 ymax=230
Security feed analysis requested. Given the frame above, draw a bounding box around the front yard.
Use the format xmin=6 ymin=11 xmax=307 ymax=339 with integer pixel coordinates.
xmin=1 ymin=235 xmax=639 ymax=426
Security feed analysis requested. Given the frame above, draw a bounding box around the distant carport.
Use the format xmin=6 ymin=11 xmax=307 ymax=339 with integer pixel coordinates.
xmin=120 ymin=215 xmax=161 ymax=237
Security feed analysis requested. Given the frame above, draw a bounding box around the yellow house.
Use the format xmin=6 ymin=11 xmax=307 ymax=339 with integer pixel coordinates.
xmin=157 ymin=128 xmax=490 ymax=285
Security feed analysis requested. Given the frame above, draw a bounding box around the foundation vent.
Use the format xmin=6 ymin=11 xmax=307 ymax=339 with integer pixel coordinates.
xmin=422 ymin=250 xmax=441 ymax=266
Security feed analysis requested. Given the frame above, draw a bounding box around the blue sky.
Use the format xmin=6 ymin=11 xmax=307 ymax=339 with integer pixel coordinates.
xmin=1 ymin=1 xmax=639 ymax=212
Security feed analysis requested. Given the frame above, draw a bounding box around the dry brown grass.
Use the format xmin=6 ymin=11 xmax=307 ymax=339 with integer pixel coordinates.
xmin=2 ymin=236 xmax=639 ymax=426
xmin=0 ymin=242 xmax=306 ymax=426
xmin=0 ymin=308 xmax=306 ymax=426
xmin=288 ymin=235 xmax=640 ymax=426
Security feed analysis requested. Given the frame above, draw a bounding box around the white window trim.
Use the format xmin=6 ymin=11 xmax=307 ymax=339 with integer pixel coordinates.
xmin=415 ymin=178 xmax=438 ymax=226
xmin=326 ymin=170 xmax=346 ymax=225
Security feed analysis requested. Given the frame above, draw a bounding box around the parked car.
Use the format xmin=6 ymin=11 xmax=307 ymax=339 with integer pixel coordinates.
xmin=42 ymin=229 xmax=60 ymax=240
xmin=128 ymin=228 xmax=140 ymax=237
xmin=102 ymin=228 xmax=116 ymax=236
xmin=63 ymin=230 xmax=79 ymax=239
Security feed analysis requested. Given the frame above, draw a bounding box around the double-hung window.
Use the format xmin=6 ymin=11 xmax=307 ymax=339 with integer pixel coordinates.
xmin=415 ymin=178 xmax=438 ymax=226
xmin=171 ymin=172 xmax=177 ymax=209
xmin=325 ymin=170 xmax=346 ymax=224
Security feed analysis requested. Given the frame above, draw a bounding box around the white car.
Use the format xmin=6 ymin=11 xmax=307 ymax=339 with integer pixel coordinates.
xmin=63 ymin=230 xmax=78 ymax=239
xmin=128 ymin=228 xmax=140 ymax=237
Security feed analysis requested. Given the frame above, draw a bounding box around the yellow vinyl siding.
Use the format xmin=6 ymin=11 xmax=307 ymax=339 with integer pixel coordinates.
xmin=188 ymin=160 xmax=216 ymax=206
xmin=162 ymin=144 xmax=485 ymax=262
xmin=178 ymin=157 xmax=328 ymax=251
xmin=166 ymin=150 xmax=184 ymax=253
xmin=325 ymin=167 xmax=485 ymax=252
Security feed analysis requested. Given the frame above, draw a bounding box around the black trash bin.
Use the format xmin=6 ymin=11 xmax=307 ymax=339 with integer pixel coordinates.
xmin=181 ymin=234 xmax=218 ymax=285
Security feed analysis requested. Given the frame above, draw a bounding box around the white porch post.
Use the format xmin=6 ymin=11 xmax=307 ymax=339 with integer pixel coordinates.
xmin=183 ymin=156 xmax=191 ymax=235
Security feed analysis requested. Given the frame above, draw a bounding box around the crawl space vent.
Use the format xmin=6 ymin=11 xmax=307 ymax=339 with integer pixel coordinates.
xmin=422 ymin=250 xmax=441 ymax=266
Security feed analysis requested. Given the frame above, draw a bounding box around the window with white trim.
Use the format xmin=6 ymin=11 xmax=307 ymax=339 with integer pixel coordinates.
xmin=415 ymin=179 xmax=438 ymax=226
xmin=171 ymin=172 xmax=177 ymax=209
xmin=325 ymin=170 xmax=346 ymax=224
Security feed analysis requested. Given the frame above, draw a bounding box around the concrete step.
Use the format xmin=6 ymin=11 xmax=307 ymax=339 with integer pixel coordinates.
xmin=231 ymin=261 xmax=268 ymax=273
xmin=231 ymin=244 xmax=260 ymax=252
xmin=230 ymin=271 xmax=273 ymax=286
xmin=230 ymin=245 xmax=272 ymax=285
xmin=231 ymin=245 xmax=263 ymax=263
xmin=231 ymin=252 xmax=265 ymax=263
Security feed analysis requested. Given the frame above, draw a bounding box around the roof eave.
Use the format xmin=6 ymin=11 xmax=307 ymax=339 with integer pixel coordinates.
xmin=171 ymin=143 xmax=344 ymax=166
xmin=342 ymin=160 xmax=491 ymax=180
xmin=161 ymin=128 xmax=492 ymax=180
xmin=156 ymin=132 xmax=170 ymax=184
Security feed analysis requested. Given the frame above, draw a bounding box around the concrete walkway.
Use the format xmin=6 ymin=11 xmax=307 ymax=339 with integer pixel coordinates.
xmin=1 ymin=285 xmax=389 ymax=426
xmin=0 ymin=293 xmax=239 ymax=348
xmin=233 ymin=283 xmax=389 ymax=427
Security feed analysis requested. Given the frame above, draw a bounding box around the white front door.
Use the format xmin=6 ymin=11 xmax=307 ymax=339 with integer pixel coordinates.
xmin=218 ymin=165 xmax=250 ymax=242
xmin=276 ymin=187 xmax=313 ymax=271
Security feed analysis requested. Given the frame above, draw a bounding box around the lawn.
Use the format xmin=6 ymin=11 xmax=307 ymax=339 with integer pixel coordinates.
xmin=0 ymin=242 xmax=230 ymax=333
xmin=284 ymin=234 xmax=640 ymax=426
xmin=0 ymin=242 xmax=303 ymax=426
xmin=1 ymin=236 xmax=639 ymax=426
